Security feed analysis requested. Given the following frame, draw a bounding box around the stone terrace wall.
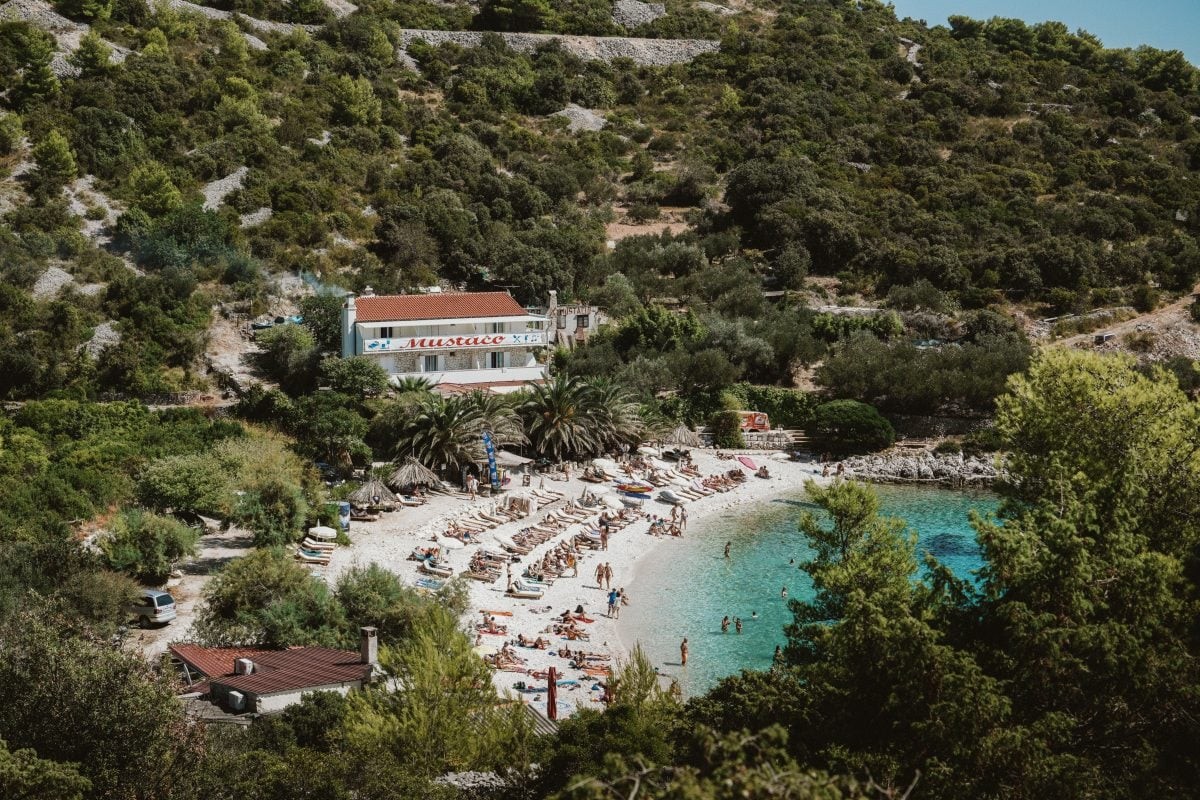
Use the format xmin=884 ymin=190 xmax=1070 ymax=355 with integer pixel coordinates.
xmin=400 ymin=29 xmax=720 ymax=65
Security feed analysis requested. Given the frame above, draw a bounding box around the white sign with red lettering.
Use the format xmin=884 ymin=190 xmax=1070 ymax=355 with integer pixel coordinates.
xmin=363 ymin=331 xmax=545 ymax=353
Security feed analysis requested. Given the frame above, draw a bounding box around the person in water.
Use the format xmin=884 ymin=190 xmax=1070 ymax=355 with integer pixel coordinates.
xmin=680 ymin=637 xmax=689 ymax=666
xmin=781 ymin=586 xmax=787 ymax=599
xmin=735 ymin=617 xmax=743 ymax=634
xmin=724 ymin=541 xmax=731 ymax=559
xmin=751 ymin=611 xmax=758 ymax=620
xmin=773 ymin=645 xmax=783 ymax=664
xmin=721 ymin=615 xmax=730 ymax=633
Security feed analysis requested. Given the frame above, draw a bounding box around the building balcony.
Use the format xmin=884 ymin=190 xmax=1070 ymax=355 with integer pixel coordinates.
xmin=388 ymin=365 xmax=547 ymax=391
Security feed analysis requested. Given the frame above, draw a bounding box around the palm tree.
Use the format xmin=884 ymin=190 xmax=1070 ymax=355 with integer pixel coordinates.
xmin=390 ymin=393 xmax=488 ymax=477
xmin=463 ymin=391 xmax=526 ymax=451
xmin=586 ymin=377 xmax=644 ymax=452
xmin=521 ymin=374 xmax=602 ymax=462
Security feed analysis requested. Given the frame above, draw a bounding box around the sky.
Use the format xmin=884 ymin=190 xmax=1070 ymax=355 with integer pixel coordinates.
xmin=889 ymin=0 xmax=1200 ymax=65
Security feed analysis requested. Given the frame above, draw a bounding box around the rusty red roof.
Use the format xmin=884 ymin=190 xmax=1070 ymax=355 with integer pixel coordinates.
xmin=355 ymin=292 xmax=528 ymax=323
xmin=170 ymin=644 xmax=276 ymax=678
xmin=171 ymin=644 xmax=371 ymax=696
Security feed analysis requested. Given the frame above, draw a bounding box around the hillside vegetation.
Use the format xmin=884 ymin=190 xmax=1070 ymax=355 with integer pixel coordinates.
xmin=0 ymin=0 xmax=1197 ymax=401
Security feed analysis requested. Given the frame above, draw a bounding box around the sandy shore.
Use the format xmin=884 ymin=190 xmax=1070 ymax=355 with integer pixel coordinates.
xmin=327 ymin=451 xmax=822 ymax=717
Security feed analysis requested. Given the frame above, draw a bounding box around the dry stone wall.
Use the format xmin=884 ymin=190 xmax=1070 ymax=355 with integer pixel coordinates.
xmin=399 ymin=29 xmax=719 ymax=65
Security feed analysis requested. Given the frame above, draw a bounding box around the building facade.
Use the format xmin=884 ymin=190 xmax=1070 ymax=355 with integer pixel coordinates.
xmin=543 ymin=290 xmax=607 ymax=350
xmin=340 ymin=289 xmax=549 ymax=392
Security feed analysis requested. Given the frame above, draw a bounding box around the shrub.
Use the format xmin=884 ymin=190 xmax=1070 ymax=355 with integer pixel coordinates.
xmin=933 ymin=439 xmax=962 ymax=455
xmin=709 ymin=410 xmax=744 ymax=449
xmin=810 ymin=400 xmax=894 ymax=453
xmin=100 ymin=508 xmax=200 ymax=584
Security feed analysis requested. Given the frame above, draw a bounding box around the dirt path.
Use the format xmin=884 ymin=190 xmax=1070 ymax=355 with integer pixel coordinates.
xmin=1053 ymin=284 xmax=1200 ymax=360
xmin=127 ymin=526 xmax=254 ymax=660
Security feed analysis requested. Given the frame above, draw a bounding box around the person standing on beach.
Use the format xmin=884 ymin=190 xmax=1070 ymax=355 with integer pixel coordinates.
xmin=607 ymin=588 xmax=618 ymax=618
xmin=724 ymin=541 xmax=731 ymax=559
xmin=680 ymin=637 xmax=688 ymax=666
xmin=617 ymin=587 xmax=627 ymax=617
xmin=595 ymin=563 xmax=605 ymax=588
xmin=604 ymin=562 xmax=613 ymax=589
xmin=721 ymin=615 xmax=730 ymax=633
xmin=600 ymin=526 xmax=609 ymax=550
xmin=467 ymin=474 xmax=478 ymax=500
xmin=680 ymin=507 xmax=688 ymax=533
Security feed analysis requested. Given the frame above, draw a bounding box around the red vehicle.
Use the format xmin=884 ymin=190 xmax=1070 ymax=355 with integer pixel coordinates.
xmin=736 ymin=411 xmax=770 ymax=432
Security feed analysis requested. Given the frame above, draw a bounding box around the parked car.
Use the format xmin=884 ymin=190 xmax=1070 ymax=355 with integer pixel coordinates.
xmin=131 ymin=589 xmax=176 ymax=627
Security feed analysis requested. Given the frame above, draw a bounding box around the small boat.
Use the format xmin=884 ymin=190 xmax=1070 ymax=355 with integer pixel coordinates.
xmin=416 ymin=577 xmax=445 ymax=591
xmin=507 ymin=585 xmax=544 ymax=599
xmin=659 ymin=489 xmax=685 ymax=504
xmin=620 ymin=495 xmax=644 ymax=509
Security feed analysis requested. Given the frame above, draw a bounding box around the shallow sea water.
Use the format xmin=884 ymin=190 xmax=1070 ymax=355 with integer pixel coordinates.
xmin=619 ymin=484 xmax=1000 ymax=696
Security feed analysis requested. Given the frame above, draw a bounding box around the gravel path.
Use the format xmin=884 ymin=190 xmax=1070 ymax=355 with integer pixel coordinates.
xmin=129 ymin=525 xmax=256 ymax=660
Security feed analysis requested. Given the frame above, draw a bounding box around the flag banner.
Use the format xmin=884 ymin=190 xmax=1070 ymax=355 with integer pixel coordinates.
xmin=482 ymin=431 xmax=500 ymax=487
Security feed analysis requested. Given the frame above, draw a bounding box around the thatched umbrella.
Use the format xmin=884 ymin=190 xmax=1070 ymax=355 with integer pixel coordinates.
xmin=388 ymin=458 xmax=440 ymax=491
xmin=663 ymin=424 xmax=701 ymax=449
xmin=348 ymin=478 xmax=397 ymax=508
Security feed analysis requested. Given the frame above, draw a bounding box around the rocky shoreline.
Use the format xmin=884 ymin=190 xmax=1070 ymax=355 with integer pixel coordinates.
xmin=843 ymin=450 xmax=1000 ymax=487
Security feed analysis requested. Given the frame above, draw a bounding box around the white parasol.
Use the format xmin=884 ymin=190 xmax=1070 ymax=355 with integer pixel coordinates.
xmin=308 ymin=525 xmax=337 ymax=540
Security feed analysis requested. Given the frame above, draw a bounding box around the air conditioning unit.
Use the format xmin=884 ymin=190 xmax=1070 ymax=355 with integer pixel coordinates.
xmin=227 ymin=691 xmax=246 ymax=712
xmin=234 ymin=658 xmax=254 ymax=675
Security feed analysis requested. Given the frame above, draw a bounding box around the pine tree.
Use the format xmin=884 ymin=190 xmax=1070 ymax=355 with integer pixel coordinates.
xmin=31 ymin=129 xmax=76 ymax=194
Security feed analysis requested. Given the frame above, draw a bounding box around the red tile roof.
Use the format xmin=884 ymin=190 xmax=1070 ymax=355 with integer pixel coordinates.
xmin=171 ymin=645 xmax=372 ymax=696
xmin=170 ymin=644 xmax=276 ymax=679
xmin=355 ymin=292 xmax=528 ymax=323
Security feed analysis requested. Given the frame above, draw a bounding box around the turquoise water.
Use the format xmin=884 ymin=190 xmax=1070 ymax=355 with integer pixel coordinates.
xmin=619 ymin=484 xmax=1000 ymax=697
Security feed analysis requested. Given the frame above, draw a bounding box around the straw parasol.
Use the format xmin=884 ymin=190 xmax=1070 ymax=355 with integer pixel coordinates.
xmin=663 ymin=424 xmax=701 ymax=448
xmin=388 ymin=457 xmax=440 ymax=490
xmin=348 ymin=478 xmax=397 ymax=508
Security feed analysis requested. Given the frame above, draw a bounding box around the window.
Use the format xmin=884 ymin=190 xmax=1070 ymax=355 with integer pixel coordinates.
xmin=489 ymin=322 xmax=505 ymax=334
xmin=557 ymin=313 xmax=568 ymax=329
xmin=423 ymin=355 xmax=441 ymax=372
xmin=575 ymin=314 xmax=590 ymax=329
xmin=379 ymin=326 xmax=393 ymax=338
xmin=489 ymin=352 xmax=506 ymax=369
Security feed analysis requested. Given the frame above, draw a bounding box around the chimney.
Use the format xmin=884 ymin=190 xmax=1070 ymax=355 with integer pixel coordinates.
xmin=360 ymin=626 xmax=378 ymax=666
xmin=341 ymin=292 xmax=357 ymax=358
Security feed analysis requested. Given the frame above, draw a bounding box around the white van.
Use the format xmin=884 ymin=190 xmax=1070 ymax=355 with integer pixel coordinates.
xmin=131 ymin=589 xmax=176 ymax=627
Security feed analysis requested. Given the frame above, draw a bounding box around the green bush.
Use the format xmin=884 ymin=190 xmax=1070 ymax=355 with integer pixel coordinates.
xmin=100 ymin=508 xmax=199 ymax=584
xmin=933 ymin=439 xmax=962 ymax=455
xmin=810 ymin=400 xmax=894 ymax=453
xmin=708 ymin=410 xmax=744 ymax=449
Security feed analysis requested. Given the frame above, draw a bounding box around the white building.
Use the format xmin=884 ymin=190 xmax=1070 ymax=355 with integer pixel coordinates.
xmin=340 ymin=289 xmax=549 ymax=392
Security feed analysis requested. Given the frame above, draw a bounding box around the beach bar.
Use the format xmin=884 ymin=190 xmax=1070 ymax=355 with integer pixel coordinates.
xmin=341 ymin=288 xmax=550 ymax=392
